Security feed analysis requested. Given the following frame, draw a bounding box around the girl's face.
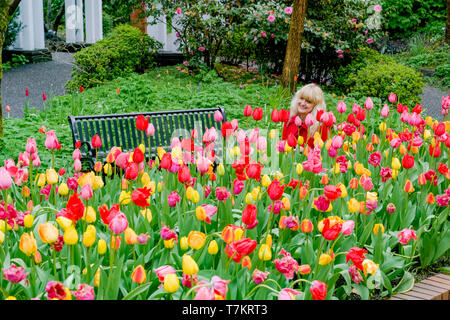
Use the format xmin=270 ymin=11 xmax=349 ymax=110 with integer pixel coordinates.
xmin=297 ymin=97 xmax=314 ymax=115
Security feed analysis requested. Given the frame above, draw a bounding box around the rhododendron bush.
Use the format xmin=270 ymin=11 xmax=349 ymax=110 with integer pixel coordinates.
xmin=0 ymin=93 xmax=449 ymax=300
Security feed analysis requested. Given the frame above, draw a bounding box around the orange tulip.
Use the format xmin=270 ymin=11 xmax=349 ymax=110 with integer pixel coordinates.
xmin=38 ymin=223 xmax=59 ymax=244
xmin=19 ymin=232 xmax=37 ymax=256
xmin=300 ymin=219 xmax=313 ymax=233
xmin=187 ymin=231 xmax=206 ymax=250
xmin=404 ymin=180 xmax=414 ymax=193
xmin=242 ymin=256 xmax=252 ymax=270
xmin=131 ymin=265 xmax=147 ymax=284
xmin=426 ymin=193 xmax=435 ymax=204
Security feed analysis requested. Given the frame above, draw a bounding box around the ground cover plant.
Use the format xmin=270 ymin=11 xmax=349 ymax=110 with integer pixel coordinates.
xmin=0 ymin=70 xmax=449 ymax=299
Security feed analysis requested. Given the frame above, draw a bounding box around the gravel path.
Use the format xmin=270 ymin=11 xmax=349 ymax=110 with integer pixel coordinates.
xmin=1 ymin=54 xmax=449 ymax=121
xmin=1 ymin=52 xmax=74 ymax=118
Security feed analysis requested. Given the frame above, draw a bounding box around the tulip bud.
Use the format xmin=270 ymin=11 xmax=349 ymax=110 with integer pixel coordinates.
xmin=131 ymin=265 xmax=147 ymax=284
xmin=208 ymin=240 xmax=218 ymax=255
xmin=217 ymin=163 xmax=225 ymax=176
xmin=58 ymin=182 xmax=69 ymax=196
xmin=261 ymin=175 xmax=271 ymax=188
xmin=296 ymin=163 xmax=303 ymax=175
xmin=373 ymin=223 xmax=385 ymax=235
xmin=182 ymin=254 xmax=199 ymax=275
xmin=180 ymin=236 xmax=189 ymax=251
xmin=64 ymin=226 xmax=78 ymax=245
xmin=164 ymin=273 xmax=179 ymax=293
xmin=258 ymin=244 xmax=272 ymax=261
xmin=98 ymin=239 xmax=107 ymax=255
xmin=24 ymin=214 xmax=34 ymax=228
xmin=34 ymin=250 xmax=42 ymax=264
xmin=298 ymin=264 xmax=311 ymax=275
xmin=124 ymin=227 xmax=137 ymax=245
xmin=83 ymin=225 xmax=96 ymax=247
xmin=319 ymin=253 xmax=333 ymax=265
xmin=157 ymin=182 xmax=163 ymax=193
xmin=94 ymin=269 xmax=101 ymax=287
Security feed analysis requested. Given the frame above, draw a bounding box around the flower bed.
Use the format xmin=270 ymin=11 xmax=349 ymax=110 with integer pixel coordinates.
xmin=0 ymin=93 xmax=449 ymax=300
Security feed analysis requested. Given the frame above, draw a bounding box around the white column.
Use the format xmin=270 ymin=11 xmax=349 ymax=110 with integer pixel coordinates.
xmin=85 ymin=0 xmax=103 ymax=44
xmin=18 ymin=0 xmax=35 ymax=50
xmin=65 ymin=0 xmax=84 ymax=43
xmin=33 ymin=0 xmax=46 ymax=49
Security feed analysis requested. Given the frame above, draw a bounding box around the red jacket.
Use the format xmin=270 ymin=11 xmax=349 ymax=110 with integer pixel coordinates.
xmin=282 ymin=117 xmax=328 ymax=149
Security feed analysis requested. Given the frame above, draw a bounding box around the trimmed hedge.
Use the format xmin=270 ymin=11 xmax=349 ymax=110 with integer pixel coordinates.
xmin=66 ymin=24 xmax=161 ymax=92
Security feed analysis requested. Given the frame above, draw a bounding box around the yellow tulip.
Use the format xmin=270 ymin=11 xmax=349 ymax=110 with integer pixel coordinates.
xmin=46 ymin=168 xmax=58 ymax=185
xmin=391 ymin=157 xmax=401 ymax=170
xmin=337 ymin=183 xmax=348 ymax=198
xmin=195 ymin=206 xmax=206 ymax=222
xmin=217 ymin=163 xmax=225 ymax=176
xmin=208 ymin=240 xmax=218 ymax=255
xmin=0 ymin=231 xmax=5 ymax=244
xmin=93 ymin=176 xmax=104 ymax=190
xmin=347 ymin=198 xmax=360 ymax=213
xmin=38 ymin=222 xmax=59 ymax=244
xmin=333 ymin=163 xmax=340 ymax=175
xmin=319 ymin=253 xmax=333 ymax=265
xmin=425 ymin=116 xmax=433 ymax=126
xmin=163 ymin=273 xmax=179 ymax=293
xmin=164 ymin=239 xmax=175 ymax=249
xmin=187 ymin=231 xmax=206 ymax=250
xmin=98 ymin=239 xmax=107 ymax=255
xmin=180 ymin=236 xmax=189 ymax=251
xmin=19 ymin=232 xmax=37 ymax=256
xmin=373 ymin=224 xmax=385 ymax=235
xmin=352 ymin=131 xmax=360 ymax=143
xmin=182 ymin=254 xmax=199 ymax=275
xmin=24 ymin=214 xmax=34 ymax=228
xmin=83 ymin=206 xmax=97 ymax=224
xmin=94 ymin=268 xmax=101 ymax=287
xmin=58 ymin=182 xmax=69 ymax=196
xmin=104 ymin=163 xmax=113 ymax=176
xmin=119 ymin=191 xmax=131 ymax=205
xmin=186 ymin=186 xmax=195 ymax=201
xmin=297 ymin=136 xmax=304 ymax=146
xmin=296 ymin=163 xmax=303 ymax=175
xmin=141 ymin=172 xmax=151 ymax=186
xmin=56 ymin=216 xmax=73 ymax=231
xmin=124 ymin=227 xmax=137 ymax=245
xmin=64 ymin=226 xmax=78 ymax=245
xmin=281 ymin=197 xmax=290 ymax=211
xmin=245 ymin=193 xmax=253 ymax=204
xmin=423 ymin=129 xmax=431 ymax=140
xmin=258 ymin=244 xmax=272 ymax=261
xmin=83 ymin=225 xmax=96 ymax=247
xmin=140 ymin=208 xmax=152 ymax=223
xmin=269 ymin=129 xmax=277 ymax=139
xmin=36 ymin=173 xmax=46 ymax=187
xmin=261 ymin=175 xmax=271 ymax=188
xmin=379 ymin=122 xmax=386 ymax=132
xmin=362 ymin=259 xmax=379 ymax=277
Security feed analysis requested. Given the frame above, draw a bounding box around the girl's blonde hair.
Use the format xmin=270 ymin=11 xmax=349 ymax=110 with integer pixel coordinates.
xmin=289 ymin=83 xmax=327 ymax=137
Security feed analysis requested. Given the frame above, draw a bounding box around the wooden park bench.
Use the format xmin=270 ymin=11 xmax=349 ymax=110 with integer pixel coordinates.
xmin=68 ymin=106 xmax=227 ymax=170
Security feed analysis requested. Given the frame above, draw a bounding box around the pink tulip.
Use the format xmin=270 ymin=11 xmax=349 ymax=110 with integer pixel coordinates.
xmin=248 ymin=128 xmax=259 ymax=144
xmin=168 ymin=191 xmax=181 ymax=207
xmin=18 ymin=152 xmax=30 ymax=167
xmin=214 ymin=110 xmax=223 ymax=122
xmin=145 ymin=123 xmax=155 ymax=136
xmin=155 ymin=265 xmax=176 ymax=282
xmin=380 ymin=104 xmax=390 ymax=117
xmin=233 ymin=179 xmax=244 ymax=195
xmin=305 ymin=113 xmax=314 ymax=127
xmin=278 ymin=288 xmax=301 ymax=300
xmin=80 ymin=184 xmax=93 ymax=200
xmin=319 ymin=112 xmax=329 ymax=123
xmin=109 ymin=212 xmax=128 ymax=234
xmin=194 ymin=286 xmax=215 ymax=300
xmin=196 ymin=156 xmax=210 ymax=173
xmin=388 ymin=92 xmax=397 ymax=103
xmin=257 ymin=136 xmax=267 ymax=151
xmin=72 ymin=284 xmax=95 ymax=300
xmin=211 ymin=276 xmax=230 ymax=297
xmin=364 ymin=97 xmax=373 ymax=110
xmin=0 ymin=167 xmax=13 ymax=190
xmin=294 ymin=116 xmax=302 ymax=127
xmin=74 ymin=159 xmax=82 ymax=172
xmin=236 ymin=129 xmax=246 ymax=144
xmin=44 ymin=130 xmax=59 ymax=150
xmin=252 ymin=269 xmax=269 ymax=284
xmin=337 ymin=101 xmax=346 ymax=113
xmin=26 ymin=138 xmax=37 ymax=154
xmin=2 ymin=263 xmax=28 ymax=284
xmin=230 ymin=119 xmax=239 ymax=130
xmin=341 ymin=220 xmax=355 ymax=236
xmin=32 ymin=155 xmax=41 ymax=168
xmin=397 ymin=228 xmax=417 ymax=245
xmin=331 ymin=135 xmax=343 ymax=149
xmin=72 ymin=148 xmax=81 ymax=160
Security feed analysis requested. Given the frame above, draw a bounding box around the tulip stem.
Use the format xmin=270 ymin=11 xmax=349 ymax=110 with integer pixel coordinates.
xmin=313 ymin=238 xmax=326 ymax=276
xmin=289 ymin=278 xmax=312 ymax=290
xmin=2 ymin=190 xmax=8 ymax=264
xmin=244 ymin=284 xmax=279 ymax=300
xmin=52 ymin=247 xmax=58 ymax=280
xmin=86 ymin=246 xmax=91 ymax=283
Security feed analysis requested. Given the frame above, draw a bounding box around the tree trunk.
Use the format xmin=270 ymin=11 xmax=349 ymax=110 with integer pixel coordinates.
xmin=52 ymin=2 xmax=66 ymax=33
xmin=46 ymin=0 xmax=52 ymax=31
xmin=446 ymin=0 xmax=450 ymax=45
xmin=280 ymin=0 xmax=308 ymax=94
xmin=0 ymin=0 xmax=22 ymax=137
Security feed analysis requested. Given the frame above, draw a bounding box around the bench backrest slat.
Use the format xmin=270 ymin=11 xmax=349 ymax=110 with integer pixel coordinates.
xmin=68 ymin=107 xmax=226 ymax=167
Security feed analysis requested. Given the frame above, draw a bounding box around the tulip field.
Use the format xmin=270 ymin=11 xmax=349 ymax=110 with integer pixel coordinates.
xmin=0 ymin=93 xmax=449 ymax=300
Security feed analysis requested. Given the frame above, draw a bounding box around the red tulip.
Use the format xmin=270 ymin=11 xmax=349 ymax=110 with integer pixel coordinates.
xmin=91 ymin=134 xmax=102 ymax=148
xmin=402 ymin=153 xmax=415 ymax=169
xmin=310 ymin=280 xmax=327 ymax=300
xmin=321 ymin=218 xmax=342 ymax=241
xmin=323 ymin=185 xmax=341 ymax=201
xmin=160 ymin=153 xmax=172 ymax=170
xmin=244 ymin=104 xmax=252 ymax=117
xmin=58 ymin=168 xmax=66 ymax=176
xmin=125 ymin=163 xmax=139 ymax=180
xmin=221 ymin=122 xmax=234 ymax=138
xmin=434 ymin=123 xmax=446 ymax=136
xmin=287 ymin=134 xmax=297 ymax=148
xmin=131 ymin=187 xmax=151 ymax=208
xmin=177 ymin=164 xmax=191 ymax=184
xmin=412 ymin=103 xmax=422 ymax=114
xmin=65 ymin=192 xmax=85 ymax=223
xmin=75 ymin=140 xmax=81 ymax=148
xmin=267 ymin=180 xmax=285 ymax=201
xmin=346 ymin=247 xmax=367 ymax=271
xmin=252 ymin=107 xmax=263 ymax=121
xmin=271 ymin=109 xmax=280 ymax=122
xmin=429 ymin=144 xmax=441 ymax=157
xmin=136 ymin=115 xmax=149 ymax=131
xmin=132 ymin=147 xmax=145 ymax=163
xmin=245 ymin=162 xmax=262 ymax=181
xmin=279 ymin=109 xmax=290 ymax=122
xmin=242 ymin=204 xmax=257 ymax=227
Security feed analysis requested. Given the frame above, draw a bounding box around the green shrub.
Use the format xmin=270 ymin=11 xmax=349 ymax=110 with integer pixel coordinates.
xmin=66 ymin=24 xmax=162 ymax=92
xmin=434 ymin=64 xmax=450 ymax=87
xmin=334 ymin=47 xmax=395 ymax=93
xmin=350 ymin=60 xmax=424 ymax=107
